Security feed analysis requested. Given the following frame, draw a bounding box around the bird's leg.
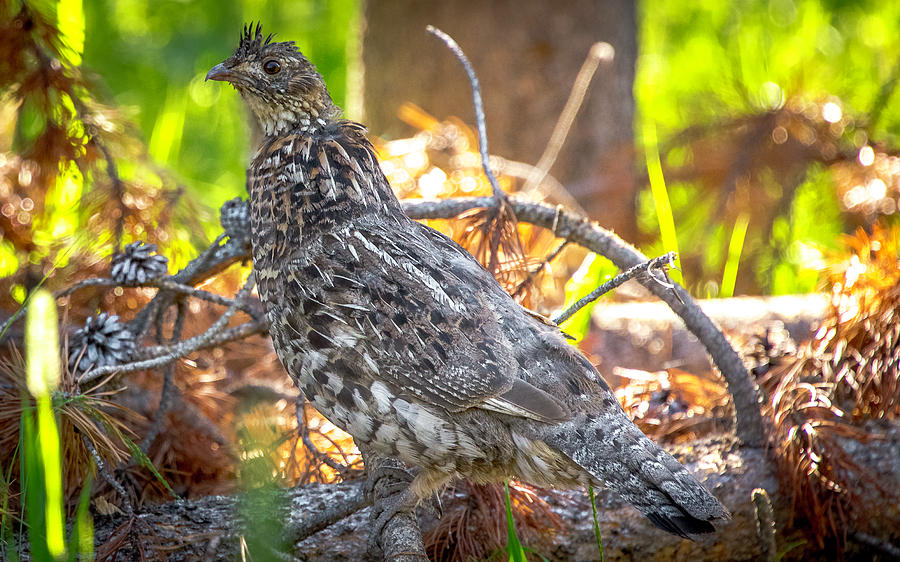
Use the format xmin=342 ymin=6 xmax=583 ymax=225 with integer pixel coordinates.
xmin=359 ymin=446 xmax=428 ymax=559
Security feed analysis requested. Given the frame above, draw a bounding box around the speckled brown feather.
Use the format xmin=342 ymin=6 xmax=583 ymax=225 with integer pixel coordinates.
xmin=210 ymin=25 xmax=729 ymax=538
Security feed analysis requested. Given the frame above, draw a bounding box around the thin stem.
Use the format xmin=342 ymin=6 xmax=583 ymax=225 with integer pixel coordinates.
xmin=426 ymin=26 xmax=503 ymax=200
xmin=84 ymin=435 xmax=133 ymax=516
xmin=553 ymin=252 xmax=676 ymax=325
xmin=511 ymin=240 xmax=569 ymax=299
xmin=521 ymin=43 xmax=614 ymax=197
xmin=78 ymin=274 xmax=258 ymax=387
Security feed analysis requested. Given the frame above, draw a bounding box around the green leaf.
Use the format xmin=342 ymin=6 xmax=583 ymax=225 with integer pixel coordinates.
xmin=559 ymin=253 xmax=616 ymax=343
xmin=504 ymin=481 xmax=527 ymax=562
xmin=588 ymin=486 xmax=605 ymax=561
xmin=124 ymin=437 xmax=178 ymax=500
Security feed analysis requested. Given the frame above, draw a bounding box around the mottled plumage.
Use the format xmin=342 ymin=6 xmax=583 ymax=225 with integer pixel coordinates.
xmin=208 ymin=24 xmax=729 ymax=538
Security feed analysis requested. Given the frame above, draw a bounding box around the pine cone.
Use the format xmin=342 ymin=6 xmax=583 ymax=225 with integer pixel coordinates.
xmin=220 ymin=197 xmax=251 ymax=241
xmin=68 ymin=313 xmax=136 ymax=372
xmin=110 ymin=241 xmax=168 ymax=285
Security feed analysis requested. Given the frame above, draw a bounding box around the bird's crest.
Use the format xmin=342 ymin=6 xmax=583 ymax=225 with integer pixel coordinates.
xmin=237 ymin=22 xmax=275 ymax=58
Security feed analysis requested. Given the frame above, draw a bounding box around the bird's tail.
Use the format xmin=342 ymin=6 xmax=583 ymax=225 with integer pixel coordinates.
xmin=548 ymin=413 xmax=730 ymax=538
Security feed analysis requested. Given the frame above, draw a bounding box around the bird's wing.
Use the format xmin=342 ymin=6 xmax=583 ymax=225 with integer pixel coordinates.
xmin=288 ymin=217 xmax=569 ymax=423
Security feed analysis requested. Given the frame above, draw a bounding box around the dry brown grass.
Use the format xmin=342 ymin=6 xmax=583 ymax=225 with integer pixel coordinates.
xmin=760 ymin=224 xmax=900 ymax=550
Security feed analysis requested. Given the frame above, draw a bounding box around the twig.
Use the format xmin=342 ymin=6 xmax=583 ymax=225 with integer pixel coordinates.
xmin=426 ymin=26 xmax=503 ymax=200
xmin=128 ymin=233 xmax=247 ymax=337
xmin=511 ymin=240 xmax=569 ymax=299
xmin=851 ymin=531 xmax=900 ymax=558
xmin=55 ymin=277 xmax=119 ymax=298
xmin=553 ymin=251 xmax=676 ymax=325
xmin=401 ymin=196 xmax=767 ymax=447
xmin=295 ymin=399 xmax=356 ymax=478
xmin=0 ymin=277 xmax=117 ymax=342
xmin=53 ymin=274 xmax=259 ymax=319
xmin=95 ymin=138 xmax=128 ymax=253
xmin=521 ymin=42 xmax=614 ymax=197
xmin=78 ymin=274 xmax=257 ymax=387
xmin=140 ymin=298 xmax=187 ymax=452
xmin=152 ymin=278 xmax=262 ymax=320
xmin=867 ymin=59 xmax=900 ymax=135
xmin=84 ymin=435 xmax=134 ymax=516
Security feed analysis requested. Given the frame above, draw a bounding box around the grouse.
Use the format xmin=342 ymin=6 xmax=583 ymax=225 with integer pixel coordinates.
xmin=207 ymin=24 xmax=729 ymax=539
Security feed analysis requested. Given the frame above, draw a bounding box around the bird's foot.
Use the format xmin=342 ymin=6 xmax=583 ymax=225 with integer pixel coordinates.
xmin=363 ymin=465 xmax=414 ymax=500
xmin=367 ymin=481 xmax=419 ymax=555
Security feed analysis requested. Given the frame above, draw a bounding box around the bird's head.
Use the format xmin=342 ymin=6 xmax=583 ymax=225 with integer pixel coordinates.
xmin=206 ymin=23 xmax=339 ymax=137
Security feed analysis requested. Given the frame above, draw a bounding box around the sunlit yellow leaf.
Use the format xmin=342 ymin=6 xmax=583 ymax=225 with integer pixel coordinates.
xmin=57 ymin=0 xmax=85 ymax=66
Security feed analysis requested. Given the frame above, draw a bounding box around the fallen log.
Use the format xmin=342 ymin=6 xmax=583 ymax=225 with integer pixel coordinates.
xmin=84 ymin=423 xmax=899 ymax=561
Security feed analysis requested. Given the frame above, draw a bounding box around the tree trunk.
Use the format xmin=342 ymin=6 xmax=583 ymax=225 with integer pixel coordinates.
xmin=362 ymin=0 xmax=639 ymax=238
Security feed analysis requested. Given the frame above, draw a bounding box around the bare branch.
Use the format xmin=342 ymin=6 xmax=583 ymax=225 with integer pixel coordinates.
xmin=77 ymin=274 xmax=258 ymax=387
xmin=426 ymin=26 xmax=503 ymax=201
xmin=140 ymin=298 xmax=187 ymax=452
xmin=553 ymin=251 xmax=676 ymax=325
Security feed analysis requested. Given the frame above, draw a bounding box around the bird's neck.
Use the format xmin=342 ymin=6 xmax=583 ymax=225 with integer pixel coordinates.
xmin=243 ymin=93 xmax=340 ymax=138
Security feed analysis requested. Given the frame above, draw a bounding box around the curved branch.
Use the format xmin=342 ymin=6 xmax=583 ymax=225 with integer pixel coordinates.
xmin=402 ymin=196 xmax=766 ymax=447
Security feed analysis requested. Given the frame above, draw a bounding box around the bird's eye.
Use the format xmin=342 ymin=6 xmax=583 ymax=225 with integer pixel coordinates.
xmin=263 ymin=60 xmax=281 ymax=75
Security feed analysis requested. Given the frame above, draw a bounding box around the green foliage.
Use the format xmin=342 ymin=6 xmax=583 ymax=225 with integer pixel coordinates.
xmin=23 ymin=290 xmax=65 ymax=560
xmin=559 ymin=253 xmax=617 ymax=342
xmin=640 ymin=0 xmax=900 ymax=136
xmin=761 ymin=166 xmax=842 ymax=294
xmin=503 ymin=481 xmax=527 ymax=562
xmin=638 ymin=0 xmax=900 ymax=295
xmin=588 ymin=486 xmax=605 ymax=562
xmin=82 ymin=0 xmax=359 ymax=209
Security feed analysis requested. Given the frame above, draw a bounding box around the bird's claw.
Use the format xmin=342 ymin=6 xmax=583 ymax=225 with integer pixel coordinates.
xmin=367 ymin=483 xmax=418 ymax=555
xmin=363 ymin=465 xmax=414 ymax=500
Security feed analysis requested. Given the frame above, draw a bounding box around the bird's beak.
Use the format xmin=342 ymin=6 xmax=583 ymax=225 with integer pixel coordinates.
xmin=205 ymin=63 xmax=234 ymax=83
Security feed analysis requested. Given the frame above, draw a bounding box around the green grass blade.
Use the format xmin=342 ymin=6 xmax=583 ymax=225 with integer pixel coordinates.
xmin=642 ymin=119 xmax=682 ymax=285
xmin=123 ymin=436 xmax=178 ymax=499
xmin=720 ymin=212 xmax=750 ymax=298
xmin=1 ymin=452 xmax=20 ymax=562
xmin=588 ymin=486 xmax=605 ymax=562
xmin=21 ymin=404 xmax=51 ymax=561
xmin=504 ymin=481 xmax=527 ymax=562
xmin=68 ymin=474 xmax=94 ymax=562
xmin=24 ymin=290 xmax=65 ymax=560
